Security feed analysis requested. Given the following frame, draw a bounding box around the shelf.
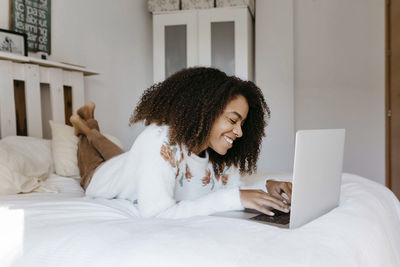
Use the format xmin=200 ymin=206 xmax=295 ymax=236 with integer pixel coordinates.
xmin=0 ymin=51 xmax=98 ymax=76
xmin=151 ymin=5 xmax=253 ymax=16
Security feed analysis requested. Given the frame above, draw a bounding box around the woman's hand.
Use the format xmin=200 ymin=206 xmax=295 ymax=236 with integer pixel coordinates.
xmin=265 ymin=180 xmax=292 ymax=204
xmin=240 ymin=190 xmax=290 ymax=216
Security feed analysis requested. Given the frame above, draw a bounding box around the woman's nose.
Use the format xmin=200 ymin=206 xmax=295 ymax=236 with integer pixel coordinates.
xmin=233 ymin=125 xmax=243 ymax=138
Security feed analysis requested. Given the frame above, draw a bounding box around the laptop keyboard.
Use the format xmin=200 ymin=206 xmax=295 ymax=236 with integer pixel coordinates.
xmin=250 ymin=209 xmax=291 ymax=225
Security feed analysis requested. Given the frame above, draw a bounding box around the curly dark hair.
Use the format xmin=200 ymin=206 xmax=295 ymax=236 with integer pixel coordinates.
xmin=130 ymin=67 xmax=270 ymax=175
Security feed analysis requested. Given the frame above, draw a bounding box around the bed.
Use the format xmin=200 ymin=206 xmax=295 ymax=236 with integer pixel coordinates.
xmin=0 ymin=135 xmax=400 ymax=267
xmin=1 ymin=57 xmax=400 ymax=266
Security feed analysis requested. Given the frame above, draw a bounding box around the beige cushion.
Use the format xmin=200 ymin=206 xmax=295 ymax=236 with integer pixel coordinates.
xmin=50 ymin=121 xmax=80 ymax=177
xmin=49 ymin=120 xmax=123 ymax=177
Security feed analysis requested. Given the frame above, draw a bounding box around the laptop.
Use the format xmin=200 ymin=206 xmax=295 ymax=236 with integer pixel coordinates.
xmin=215 ymin=129 xmax=345 ymax=229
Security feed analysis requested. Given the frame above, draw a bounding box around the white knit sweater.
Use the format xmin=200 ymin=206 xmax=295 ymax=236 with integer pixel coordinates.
xmin=86 ymin=124 xmax=244 ymax=218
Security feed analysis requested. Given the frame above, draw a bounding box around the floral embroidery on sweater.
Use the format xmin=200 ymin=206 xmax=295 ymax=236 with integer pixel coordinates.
xmin=160 ymin=141 xmax=231 ymax=190
xmin=202 ymin=169 xmax=211 ymax=186
xmin=160 ymin=144 xmax=176 ymax=168
xmin=185 ymin=164 xmax=192 ymax=181
xmin=215 ymin=164 xmax=230 ymax=185
xmin=176 ymin=152 xmax=184 ymax=178
xmin=221 ymin=174 xmax=229 ymax=185
xmin=160 ymin=141 xmax=186 ymax=184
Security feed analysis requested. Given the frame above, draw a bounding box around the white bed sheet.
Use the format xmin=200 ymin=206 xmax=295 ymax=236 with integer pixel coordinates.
xmin=1 ymin=172 xmax=400 ymax=267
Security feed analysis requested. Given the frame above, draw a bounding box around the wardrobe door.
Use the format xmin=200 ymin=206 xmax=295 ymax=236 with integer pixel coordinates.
xmin=387 ymin=0 xmax=400 ymax=198
xmin=153 ymin=10 xmax=198 ymax=83
xmin=198 ymin=7 xmax=253 ymax=81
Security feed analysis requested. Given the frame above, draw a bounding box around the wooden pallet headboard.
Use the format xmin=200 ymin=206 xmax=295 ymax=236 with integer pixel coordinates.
xmin=0 ymin=53 xmax=97 ymax=139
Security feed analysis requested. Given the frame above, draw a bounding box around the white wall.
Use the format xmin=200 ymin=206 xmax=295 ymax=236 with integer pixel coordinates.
xmin=256 ymin=0 xmax=385 ymax=184
xmin=1 ymin=0 xmax=386 ymax=184
xmin=0 ymin=0 xmax=8 ymax=28
xmin=255 ymin=0 xmax=295 ymax=172
xmin=0 ymin=0 xmax=153 ymax=148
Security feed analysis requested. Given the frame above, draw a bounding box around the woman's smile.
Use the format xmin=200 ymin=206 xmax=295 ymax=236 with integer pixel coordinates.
xmin=223 ymin=135 xmax=234 ymax=146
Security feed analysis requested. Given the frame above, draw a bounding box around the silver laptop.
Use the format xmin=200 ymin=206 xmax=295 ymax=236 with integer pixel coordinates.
xmin=216 ymin=129 xmax=345 ymax=229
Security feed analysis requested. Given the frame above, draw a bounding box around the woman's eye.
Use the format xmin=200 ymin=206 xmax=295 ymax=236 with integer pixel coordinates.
xmin=229 ymin=119 xmax=237 ymax=124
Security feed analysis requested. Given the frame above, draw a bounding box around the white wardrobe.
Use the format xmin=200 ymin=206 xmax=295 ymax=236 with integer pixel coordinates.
xmin=152 ymin=6 xmax=254 ymax=83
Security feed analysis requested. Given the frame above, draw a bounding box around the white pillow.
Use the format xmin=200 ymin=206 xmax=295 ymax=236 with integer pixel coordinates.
xmin=0 ymin=136 xmax=56 ymax=195
xmin=49 ymin=120 xmax=123 ymax=177
xmin=0 ymin=136 xmax=54 ymax=172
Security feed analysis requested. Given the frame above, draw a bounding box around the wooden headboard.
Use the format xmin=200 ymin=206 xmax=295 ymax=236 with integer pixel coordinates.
xmin=0 ymin=52 xmax=98 ymax=139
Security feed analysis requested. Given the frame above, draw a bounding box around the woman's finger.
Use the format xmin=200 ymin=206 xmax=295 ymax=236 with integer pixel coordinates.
xmin=269 ymin=190 xmax=287 ymax=203
xmin=255 ymin=204 xmax=275 ymax=216
xmin=263 ymin=199 xmax=290 ymax=213
xmin=258 ymin=197 xmax=290 ymax=213
xmin=282 ymin=183 xmax=292 ymax=200
xmin=263 ymin=193 xmax=289 ymax=207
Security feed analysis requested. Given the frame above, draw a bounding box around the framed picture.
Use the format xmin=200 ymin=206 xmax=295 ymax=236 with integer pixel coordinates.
xmin=0 ymin=28 xmax=27 ymax=56
xmin=10 ymin=0 xmax=52 ymax=54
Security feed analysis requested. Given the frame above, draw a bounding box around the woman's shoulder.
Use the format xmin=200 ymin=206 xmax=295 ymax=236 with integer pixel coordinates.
xmin=127 ymin=124 xmax=172 ymax=157
xmin=130 ymin=124 xmax=184 ymax=169
xmin=132 ymin=123 xmax=182 ymax=152
xmin=136 ymin=124 xmax=170 ymax=142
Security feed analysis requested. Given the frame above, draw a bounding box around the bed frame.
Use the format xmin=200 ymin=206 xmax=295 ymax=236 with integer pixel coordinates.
xmin=0 ymin=52 xmax=97 ymax=139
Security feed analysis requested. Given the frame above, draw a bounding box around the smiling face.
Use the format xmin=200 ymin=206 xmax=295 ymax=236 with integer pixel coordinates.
xmin=205 ymin=95 xmax=249 ymax=155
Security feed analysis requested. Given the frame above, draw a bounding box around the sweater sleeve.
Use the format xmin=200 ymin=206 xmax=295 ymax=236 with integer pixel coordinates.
xmin=129 ymin=127 xmax=244 ymax=219
xmin=224 ymin=166 xmax=242 ymax=189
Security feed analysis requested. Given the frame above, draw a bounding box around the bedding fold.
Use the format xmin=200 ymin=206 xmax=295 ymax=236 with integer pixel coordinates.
xmin=0 ymin=137 xmax=57 ymax=195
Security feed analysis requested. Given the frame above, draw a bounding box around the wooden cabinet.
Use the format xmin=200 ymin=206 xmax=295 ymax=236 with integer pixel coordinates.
xmin=152 ymin=7 xmax=253 ymax=83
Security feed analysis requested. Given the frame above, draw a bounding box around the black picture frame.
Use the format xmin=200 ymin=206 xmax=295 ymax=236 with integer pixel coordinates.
xmin=0 ymin=28 xmax=28 ymax=56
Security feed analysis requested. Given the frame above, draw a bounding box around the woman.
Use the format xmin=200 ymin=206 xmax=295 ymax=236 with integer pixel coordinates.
xmin=70 ymin=67 xmax=292 ymax=219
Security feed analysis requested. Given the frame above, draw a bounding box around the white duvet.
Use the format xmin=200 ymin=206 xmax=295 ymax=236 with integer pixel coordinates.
xmin=0 ymin=172 xmax=400 ymax=267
